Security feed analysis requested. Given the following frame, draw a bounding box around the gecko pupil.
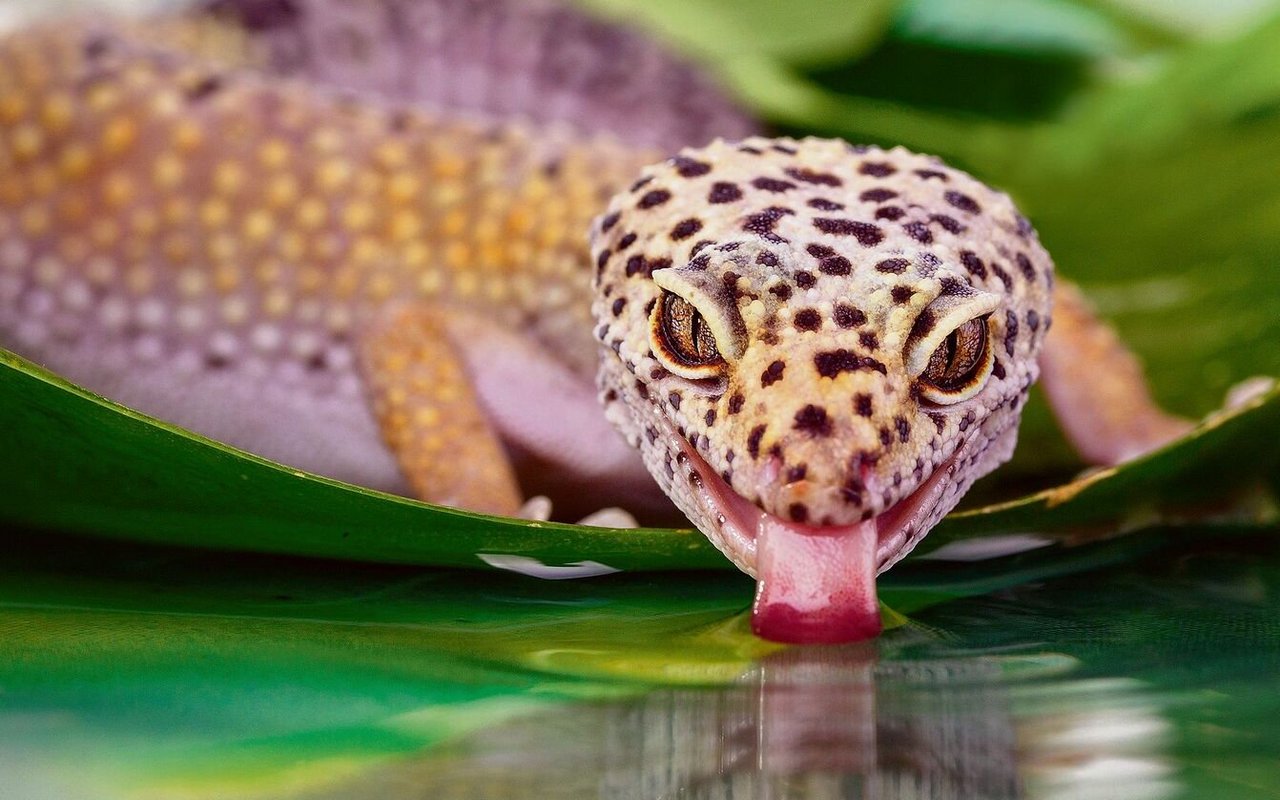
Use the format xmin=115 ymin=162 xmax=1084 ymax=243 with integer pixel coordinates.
xmin=659 ymin=291 xmax=721 ymax=366
xmin=921 ymin=316 xmax=988 ymax=392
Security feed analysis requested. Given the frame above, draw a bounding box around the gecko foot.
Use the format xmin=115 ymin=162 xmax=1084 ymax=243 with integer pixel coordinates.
xmin=516 ymin=495 xmax=638 ymax=528
xmin=1224 ymin=376 xmax=1277 ymax=412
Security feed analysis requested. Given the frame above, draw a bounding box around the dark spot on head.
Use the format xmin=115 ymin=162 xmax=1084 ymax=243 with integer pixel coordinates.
xmin=875 ymin=206 xmax=905 ymax=221
xmin=794 ymin=404 xmax=833 ymax=437
xmin=739 ymin=145 xmax=763 ymax=155
xmin=638 ymin=189 xmax=671 ymax=209
xmin=815 ymin=350 xmax=887 ymax=378
xmin=786 ymin=465 xmax=808 ymax=483
xmin=911 ymin=309 xmax=936 ymax=338
xmin=600 ymin=212 xmax=620 ymax=233
xmin=708 ymin=182 xmax=742 ymax=204
xmin=784 ymin=167 xmax=842 ymax=187
xmin=991 ymin=262 xmax=1013 ymax=291
xmin=859 ymin=331 xmax=879 ymax=350
xmin=611 ymin=298 xmax=626 ymax=316
xmin=808 ymin=198 xmax=844 ymax=211
xmin=834 ymin=304 xmax=866 ymax=328
xmin=813 ymin=218 xmax=883 ymax=247
xmin=818 ymin=255 xmax=851 ymax=276
xmin=747 ymin=424 xmax=767 ymax=459
xmin=960 ymin=250 xmax=986 ymax=278
xmin=624 ymin=254 xmax=645 ymax=276
xmin=752 ymin=177 xmax=796 ymax=193
xmin=672 ymin=156 xmax=711 ymax=177
xmin=903 ymin=221 xmax=933 ymax=243
xmin=875 ymin=258 xmax=909 ymax=275
xmin=595 ymin=249 xmax=611 ymax=272
xmin=891 ymin=286 xmax=914 ymax=304
xmin=668 ymin=391 xmax=682 ymax=410
xmin=879 ymin=427 xmax=893 ymax=447
xmin=931 ymin=214 xmax=965 ymax=235
xmin=794 ymin=308 xmax=822 ymax=331
xmin=1004 ymin=310 xmax=1020 ymax=356
xmin=926 ymin=412 xmax=946 ymax=433
xmin=806 ymin=243 xmax=834 ymax=258
xmin=992 ymin=360 xmax=1006 ymax=380
xmin=1016 ymin=252 xmax=1036 ymax=281
xmin=768 ymin=283 xmax=792 ymax=301
xmin=761 ymin=360 xmax=786 ymax=387
xmin=854 ymin=393 xmax=873 ymax=417
xmin=895 ymin=416 xmax=911 ymax=443
xmin=795 ymin=271 xmax=815 ymax=289
xmin=940 ymin=276 xmax=973 ymax=297
xmin=630 ymin=175 xmax=654 ymax=192
xmin=728 ymin=392 xmax=745 ymax=414
xmin=945 ymin=191 xmax=981 ymax=214
xmin=788 ymin=503 xmax=809 ymax=523
xmin=1027 ymin=309 xmax=1040 ymax=332
xmin=756 ymin=250 xmax=778 ymax=267
xmin=742 ymin=206 xmax=794 ymax=241
xmin=618 ymin=232 xmax=637 ymax=250
xmin=859 ymin=188 xmax=897 ymax=203
xmin=860 ymin=162 xmax=896 ymax=177
xmin=772 ymin=143 xmax=798 ymax=154
xmin=915 ymin=169 xmax=948 ymax=181
xmin=670 ymin=218 xmax=702 ymax=241
xmin=705 ymin=409 xmax=717 ymax=426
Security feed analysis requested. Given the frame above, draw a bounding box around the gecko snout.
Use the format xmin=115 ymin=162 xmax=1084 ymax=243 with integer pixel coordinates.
xmin=751 ymin=440 xmax=890 ymax=527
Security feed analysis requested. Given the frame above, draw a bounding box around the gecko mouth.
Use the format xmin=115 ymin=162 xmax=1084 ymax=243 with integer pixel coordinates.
xmin=674 ymin=434 xmax=970 ymax=645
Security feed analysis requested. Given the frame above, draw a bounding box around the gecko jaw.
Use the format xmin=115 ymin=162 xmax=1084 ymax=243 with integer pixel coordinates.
xmin=674 ymin=431 xmax=970 ymax=644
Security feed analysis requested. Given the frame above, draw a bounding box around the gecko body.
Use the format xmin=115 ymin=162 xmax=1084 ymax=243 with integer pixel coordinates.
xmin=0 ymin=2 xmax=1189 ymax=642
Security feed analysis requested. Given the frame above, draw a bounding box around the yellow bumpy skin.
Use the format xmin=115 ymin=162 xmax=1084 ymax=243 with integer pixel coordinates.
xmin=0 ymin=19 xmax=650 ymax=501
xmin=592 ymin=137 xmax=1054 ymax=642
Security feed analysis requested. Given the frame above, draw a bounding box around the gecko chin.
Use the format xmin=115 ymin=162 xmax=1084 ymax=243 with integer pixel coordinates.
xmin=674 ymin=430 xmax=979 ymax=645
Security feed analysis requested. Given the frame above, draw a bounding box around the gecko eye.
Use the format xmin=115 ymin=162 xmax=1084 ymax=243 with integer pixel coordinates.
xmin=651 ymin=290 xmax=726 ymax=378
xmin=918 ymin=315 xmax=993 ymax=403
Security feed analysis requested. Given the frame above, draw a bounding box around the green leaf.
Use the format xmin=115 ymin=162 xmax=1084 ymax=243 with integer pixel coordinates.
xmin=896 ymin=0 xmax=1138 ymax=57
xmin=3 ymin=348 xmax=1276 ymax=573
xmin=575 ymin=0 xmax=900 ymax=66
xmin=0 ymin=349 xmax=722 ymax=572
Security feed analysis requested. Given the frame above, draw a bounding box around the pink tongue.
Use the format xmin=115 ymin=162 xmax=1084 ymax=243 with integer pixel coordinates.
xmin=751 ymin=515 xmax=882 ymax=644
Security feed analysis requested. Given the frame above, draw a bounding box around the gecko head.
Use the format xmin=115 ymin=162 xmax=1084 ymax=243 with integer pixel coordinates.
xmin=591 ymin=137 xmax=1053 ymax=643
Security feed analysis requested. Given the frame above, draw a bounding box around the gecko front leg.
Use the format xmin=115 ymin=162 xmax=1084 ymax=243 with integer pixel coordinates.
xmin=359 ymin=304 xmax=524 ymax=516
xmin=360 ymin=303 xmax=652 ymax=524
xmin=1039 ymin=281 xmax=1193 ymax=466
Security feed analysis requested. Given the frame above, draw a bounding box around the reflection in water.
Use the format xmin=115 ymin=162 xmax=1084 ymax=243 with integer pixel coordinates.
xmin=312 ymin=645 xmax=1175 ymax=800
xmin=606 ymin=646 xmax=1021 ymax=799
xmin=7 ymin=531 xmax=1277 ymax=799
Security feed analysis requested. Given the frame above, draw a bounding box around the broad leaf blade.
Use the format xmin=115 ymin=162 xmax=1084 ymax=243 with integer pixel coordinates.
xmin=3 ymin=348 xmax=1275 ymax=571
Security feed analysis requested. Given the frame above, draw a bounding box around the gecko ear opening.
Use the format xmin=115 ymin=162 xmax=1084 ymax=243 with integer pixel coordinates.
xmin=649 ymin=265 xmax=746 ymax=380
xmin=906 ymin=286 xmax=1001 ymax=405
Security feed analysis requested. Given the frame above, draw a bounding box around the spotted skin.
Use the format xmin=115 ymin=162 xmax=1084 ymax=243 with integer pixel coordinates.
xmin=592 ymin=137 xmax=1053 ymax=576
xmin=0 ymin=11 xmax=1190 ymax=641
xmin=0 ymin=17 xmax=653 ymax=505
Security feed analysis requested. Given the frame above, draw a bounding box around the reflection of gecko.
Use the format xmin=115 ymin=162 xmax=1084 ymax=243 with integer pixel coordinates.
xmin=0 ymin=1 xmax=1190 ymax=642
